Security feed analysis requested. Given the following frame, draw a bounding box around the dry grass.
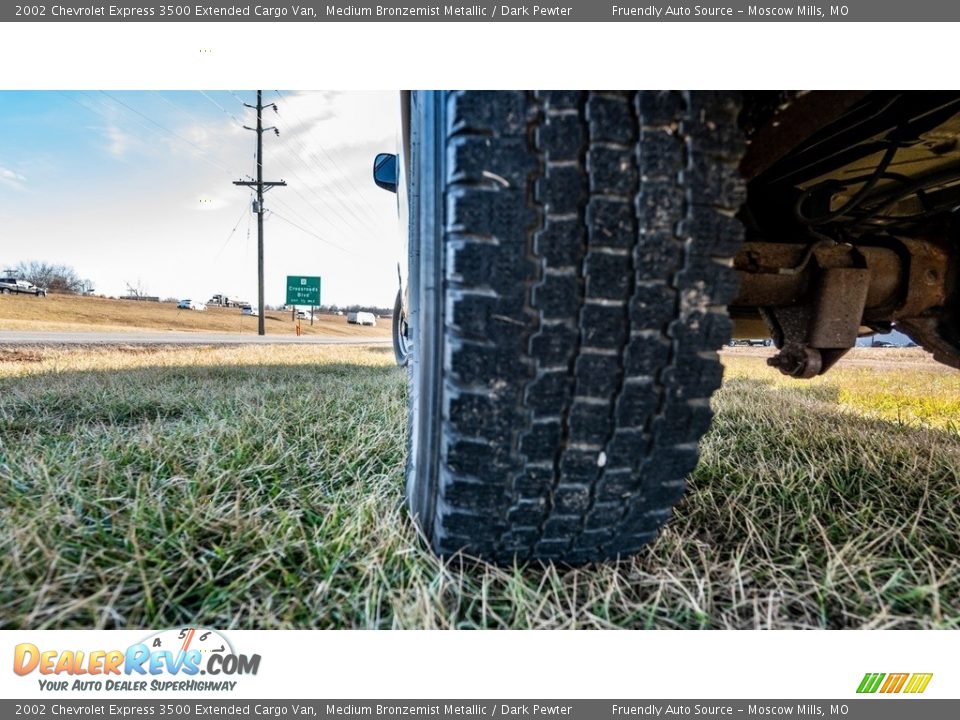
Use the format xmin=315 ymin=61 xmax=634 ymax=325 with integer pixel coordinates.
xmin=0 ymin=293 xmax=390 ymax=338
xmin=0 ymin=345 xmax=957 ymax=629
xmin=722 ymin=347 xmax=960 ymax=430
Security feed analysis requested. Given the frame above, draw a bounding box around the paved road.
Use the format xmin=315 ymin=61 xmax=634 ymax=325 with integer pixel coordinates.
xmin=0 ymin=330 xmax=392 ymax=346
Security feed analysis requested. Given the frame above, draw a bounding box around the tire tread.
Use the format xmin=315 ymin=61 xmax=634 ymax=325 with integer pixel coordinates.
xmin=424 ymin=91 xmax=744 ymax=562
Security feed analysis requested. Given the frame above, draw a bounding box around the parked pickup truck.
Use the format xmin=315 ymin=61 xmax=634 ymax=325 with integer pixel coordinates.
xmin=0 ymin=277 xmax=47 ymax=296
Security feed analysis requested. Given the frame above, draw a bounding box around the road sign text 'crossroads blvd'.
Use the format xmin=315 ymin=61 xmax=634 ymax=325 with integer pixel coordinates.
xmin=286 ymin=276 xmax=321 ymax=306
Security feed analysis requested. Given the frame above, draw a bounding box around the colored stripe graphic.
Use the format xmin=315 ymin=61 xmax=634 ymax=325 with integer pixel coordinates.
xmin=857 ymin=673 xmax=885 ymax=693
xmin=857 ymin=672 xmax=933 ymax=694
xmin=904 ymin=673 xmax=934 ymax=694
xmin=880 ymin=673 xmax=908 ymax=693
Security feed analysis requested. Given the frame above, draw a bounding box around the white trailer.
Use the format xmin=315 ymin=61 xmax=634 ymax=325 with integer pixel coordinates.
xmin=347 ymin=311 xmax=376 ymax=326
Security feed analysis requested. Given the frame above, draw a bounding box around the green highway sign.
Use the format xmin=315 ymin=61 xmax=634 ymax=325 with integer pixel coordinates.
xmin=286 ymin=275 xmax=321 ymax=306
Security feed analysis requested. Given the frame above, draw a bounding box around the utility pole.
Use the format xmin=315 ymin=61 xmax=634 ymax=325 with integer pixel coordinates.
xmin=234 ymin=90 xmax=286 ymax=336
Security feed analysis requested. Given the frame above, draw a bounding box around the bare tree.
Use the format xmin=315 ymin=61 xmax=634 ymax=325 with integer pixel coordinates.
xmin=124 ymin=279 xmax=149 ymax=298
xmin=13 ymin=261 xmax=85 ymax=294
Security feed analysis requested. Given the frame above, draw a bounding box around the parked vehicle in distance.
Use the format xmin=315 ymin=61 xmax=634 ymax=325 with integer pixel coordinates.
xmin=729 ymin=339 xmax=774 ymax=347
xmin=207 ymin=293 xmax=237 ymax=307
xmin=177 ymin=299 xmax=206 ymax=311
xmin=296 ymin=310 xmax=308 ymax=320
xmin=347 ymin=311 xmax=376 ymax=326
xmin=0 ymin=277 xmax=47 ymax=296
xmin=240 ymin=305 xmax=258 ymax=316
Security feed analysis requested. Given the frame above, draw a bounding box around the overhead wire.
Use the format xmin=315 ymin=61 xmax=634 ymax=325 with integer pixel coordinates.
xmin=63 ymin=91 xmax=237 ymax=181
xmin=269 ymin=154 xmax=382 ymax=243
xmin=265 ymin=193 xmax=337 ymax=239
xmin=272 ymin=90 xmax=389 ymax=221
xmin=229 ymin=90 xmax=384 ymax=246
xmin=99 ymin=91 xmax=240 ymax=178
xmin=266 ymin=210 xmax=356 ymax=256
xmin=271 ymin=111 xmax=385 ymax=235
xmin=198 ymin=90 xmax=247 ymax=127
xmin=212 ymin=201 xmax=252 ymax=263
xmin=274 ymin=90 xmax=386 ymax=208
xmin=264 ymin=100 xmax=385 ymax=238
xmin=228 ymin=106 xmax=361 ymax=256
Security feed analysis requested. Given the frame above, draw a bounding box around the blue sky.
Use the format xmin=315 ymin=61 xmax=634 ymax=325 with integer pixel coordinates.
xmin=0 ymin=91 xmax=400 ymax=307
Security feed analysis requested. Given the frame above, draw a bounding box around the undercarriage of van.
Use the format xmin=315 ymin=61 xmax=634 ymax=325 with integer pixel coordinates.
xmin=731 ymin=91 xmax=960 ymax=377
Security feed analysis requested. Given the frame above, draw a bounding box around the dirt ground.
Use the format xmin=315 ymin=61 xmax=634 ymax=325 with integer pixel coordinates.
xmin=0 ymin=293 xmax=390 ymax=338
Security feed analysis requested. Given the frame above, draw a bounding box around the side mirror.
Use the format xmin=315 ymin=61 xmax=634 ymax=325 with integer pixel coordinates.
xmin=373 ymin=153 xmax=398 ymax=193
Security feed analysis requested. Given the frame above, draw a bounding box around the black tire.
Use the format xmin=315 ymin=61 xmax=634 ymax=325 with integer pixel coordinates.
xmin=406 ymin=91 xmax=745 ymax=563
xmin=392 ymin=288 xmax=410 ymax=367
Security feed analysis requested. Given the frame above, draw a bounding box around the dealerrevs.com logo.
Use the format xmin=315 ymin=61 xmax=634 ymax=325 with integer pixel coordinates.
xmin=13 ymin=628 xmax=260 ymax=693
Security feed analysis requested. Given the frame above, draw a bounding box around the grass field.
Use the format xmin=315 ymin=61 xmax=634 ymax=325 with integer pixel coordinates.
xmin=0 ymin=345 xmax=957 ymax=629
xmin=0 ymin=292 xmax=390 ymax=338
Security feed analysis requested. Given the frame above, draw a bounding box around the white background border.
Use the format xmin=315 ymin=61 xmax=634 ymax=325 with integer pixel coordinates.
xmin=2 ymin=21 xmax=960 ymax=90
xmin=3 ymin=629 xmax=954 ymax=699
xmin=1 ymin=17 xmax=956 ymax=702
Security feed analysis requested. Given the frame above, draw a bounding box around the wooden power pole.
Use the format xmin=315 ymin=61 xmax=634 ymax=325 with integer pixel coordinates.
xmin=234 ymin=90 xmax=286 ymax=336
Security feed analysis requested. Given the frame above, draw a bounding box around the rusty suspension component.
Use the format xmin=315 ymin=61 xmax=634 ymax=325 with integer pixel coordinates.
xmin=730 ymin=238 xmax=950 ymax=377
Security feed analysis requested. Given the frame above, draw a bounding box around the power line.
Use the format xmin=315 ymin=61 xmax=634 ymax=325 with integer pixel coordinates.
xmin=273 ymin=91 xmax=368 ymax=194
xmin=270 ymin=103 xmax=384 ymax=236
xmin=274 ymin=90 xmax=389 ymax=213
xmin=277 ymin=140 xmax=384 ymax=239
xmin=269 ymin=150 xmax=381 ymax=242
xmin=99 ymin=91 xmax=237 ymax=177
xmin=267 ymin=190 xmax=352 ymax=244
xmin=272 ymin=91 xmax=385 ymax=218
xmin=198 ymin=90 xmax=246 ymax=128
xmin=150 ymin=91 xmax=210 ymax=127
xmin=227 ymin=90 xmax=250 ymax=108
xmin=63 ymin=91 xmax=254 ymax=187
xmin=273 ymin=90 xmax=388 ymax=221
xmin=212 ymin=201 xmax=252 ymax=264
xmin=267 ymin=210 xmax=355 ymax=256
xmin=260 ymin=97 xmax=384 ymax=238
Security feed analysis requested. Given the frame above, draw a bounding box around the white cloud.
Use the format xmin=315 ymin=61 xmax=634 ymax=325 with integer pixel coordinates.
xmin=0 ymin=165 xmax=26 ymax=189
xmin=101 ymin=124 xmax=136 ymax=158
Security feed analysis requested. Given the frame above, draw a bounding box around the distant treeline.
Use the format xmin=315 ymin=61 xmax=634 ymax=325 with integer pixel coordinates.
xmin=315 ymin=303 xmax=393 ymax=316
